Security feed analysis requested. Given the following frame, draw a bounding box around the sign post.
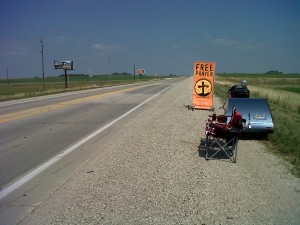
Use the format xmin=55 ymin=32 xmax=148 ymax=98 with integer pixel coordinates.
xmin=54 ymin=60 xmax=74 ymax=88
xmin=192 ymin=61 xmax=216 ymax=110
xmin=137 ymin=69 xmax=145 ymax=79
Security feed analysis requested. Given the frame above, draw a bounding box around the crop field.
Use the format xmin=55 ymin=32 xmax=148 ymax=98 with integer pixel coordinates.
xmin=215 ymin=73 xmax=300 ymax=176
xmin=0 ymin=74 xmax=165 ymax=102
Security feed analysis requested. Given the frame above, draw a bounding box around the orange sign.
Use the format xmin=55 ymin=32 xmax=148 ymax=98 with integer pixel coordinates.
xmin=193 ymin=61 xmax=215 ymax=110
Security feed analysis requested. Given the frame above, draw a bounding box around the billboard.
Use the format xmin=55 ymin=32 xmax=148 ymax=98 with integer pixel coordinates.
xmin=137 ymin=69 xmax=145 ymax=75
xmin=193 ymin=61 xmax=216 ymax=110
xmin=54 ymin=60 xmax=74 ymax=70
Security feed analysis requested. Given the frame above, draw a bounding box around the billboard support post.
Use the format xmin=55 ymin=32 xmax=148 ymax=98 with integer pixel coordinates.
xmin=137 ymin=69 xmax=145 ymax=79
xmin=54 ymin=60 xmax=74 ymax=88
xmin=64 ymin=70 xmax=68 ymax=88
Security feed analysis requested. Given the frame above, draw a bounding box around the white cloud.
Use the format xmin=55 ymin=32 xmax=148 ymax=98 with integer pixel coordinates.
xmin=53 ymin=36 xmax=73 ymax=45
xmin=172 ymin=45 xmax=180 ymax=50
xmin=213 ymin=38 xmax=261 ymax=51
xmin=0 ymin=38 xmax=33 ymax=55
xmin=92 ymin=43 xmax=119 ymax=50
xmin=213 ymin=38 xmax=239 ymax=47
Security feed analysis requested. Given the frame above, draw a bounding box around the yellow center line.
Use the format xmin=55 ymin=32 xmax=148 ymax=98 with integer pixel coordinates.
xmin=0 ymin=85 xmax=145 ymax=123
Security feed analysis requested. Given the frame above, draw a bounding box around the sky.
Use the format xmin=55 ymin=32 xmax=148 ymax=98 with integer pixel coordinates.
xmin=1 ymin=0 xmax=300 ymax=78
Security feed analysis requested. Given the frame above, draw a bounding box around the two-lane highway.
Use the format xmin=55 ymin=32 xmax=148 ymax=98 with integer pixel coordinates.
xmin=0 ymin=78 xmax=183 ymax=225
xmin=0 ymin=79 xmax=180 ymax=196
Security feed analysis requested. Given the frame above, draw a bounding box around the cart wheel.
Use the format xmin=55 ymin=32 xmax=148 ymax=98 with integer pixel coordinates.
xmin=232 ymin=137 xmax=238 ymax=163
xmin=205 ymin=133 xmax=209 ymax=160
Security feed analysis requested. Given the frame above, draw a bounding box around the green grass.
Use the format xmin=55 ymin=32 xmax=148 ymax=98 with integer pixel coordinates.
xmin=0 ymin=74 xmax=167 ymax=101
xmin=217 ymin=73 xmax=300 ymax=78
xmin=277 ymin=87 xmax=300 ymax=94
xmin=214 ymin=73 xmax=300 ymax=177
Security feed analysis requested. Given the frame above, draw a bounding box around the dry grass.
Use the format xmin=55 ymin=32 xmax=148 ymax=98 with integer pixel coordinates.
xmin=215 ymin=75 xmax=300 ymax=177
xmin=215 ymin=78 xmax=300 ymax=113
xmin=249 ymin=85 xmax=300 ymax=113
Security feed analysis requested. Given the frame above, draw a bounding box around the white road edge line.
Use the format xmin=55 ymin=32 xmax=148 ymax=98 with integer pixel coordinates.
xmin=0 ymin=83 xmax=176 ymax=200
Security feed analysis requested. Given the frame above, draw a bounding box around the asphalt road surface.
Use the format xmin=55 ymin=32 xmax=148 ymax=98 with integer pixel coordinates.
xmin=1 ymin=76 xmax=299 ymax=225
xmin=0 ymin=78 xmax=182 ymax=224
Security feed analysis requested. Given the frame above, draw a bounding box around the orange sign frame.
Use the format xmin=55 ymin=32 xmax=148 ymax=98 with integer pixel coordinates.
xmin=193 ymin=61 xmax=216 ymax=110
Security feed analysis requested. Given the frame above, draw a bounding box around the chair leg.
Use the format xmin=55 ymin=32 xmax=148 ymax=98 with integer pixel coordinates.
xmin=231 ymin=137 xmax=238 ymax=163
xmin=223 ymin=136 xmax=238 ymax=163
xmin=205 ymin=133 xmax=239 ymax=163
xmin=205 ymin=133 xmax=209 ymax=160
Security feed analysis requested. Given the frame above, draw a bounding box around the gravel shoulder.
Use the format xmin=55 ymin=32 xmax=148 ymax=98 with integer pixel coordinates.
xmin=19 ymin=77 xmax=300 ymax=225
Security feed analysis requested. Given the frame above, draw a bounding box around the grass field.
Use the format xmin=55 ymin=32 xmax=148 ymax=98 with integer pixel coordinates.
xmin=215 ymin=73 xmax=300 ymax=177
xmin=0 ymin=74 xmax=168 ymax=101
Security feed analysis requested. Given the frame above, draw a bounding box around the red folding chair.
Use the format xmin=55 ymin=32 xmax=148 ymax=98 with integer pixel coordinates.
xmin=205 ymin=107 xmax=245 ymax=163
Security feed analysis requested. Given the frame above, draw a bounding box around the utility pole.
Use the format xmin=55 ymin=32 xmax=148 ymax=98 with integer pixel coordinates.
xmin=108 ymin=56 xmax=111 ymax=84
xmin=6 ymin=67 xmax=9 ymax=85
xmin=40 ymin=37 xmax=45 ymax=91
xmin=134 ymin=64 xmax=136 ymax=80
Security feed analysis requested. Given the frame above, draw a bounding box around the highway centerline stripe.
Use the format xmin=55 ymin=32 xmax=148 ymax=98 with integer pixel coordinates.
xmin=0 ymin=83 xmax=176 ymax=200
xmin=0 ymin=85 xmax=144 ymax=123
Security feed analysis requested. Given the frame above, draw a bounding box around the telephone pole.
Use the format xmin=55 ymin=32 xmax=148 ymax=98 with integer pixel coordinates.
xmin=108 ymin=56 xmax=111 ymax=83
xmin=40 ymin=37 xmax=45 ymax=91
xmin=6 ymin=67 xmax=9 ymax=85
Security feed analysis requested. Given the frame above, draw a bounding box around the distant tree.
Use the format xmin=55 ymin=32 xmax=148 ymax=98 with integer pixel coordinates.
xmin=112 ymin=72 xmax=132 ymax=75
xmin=265 ymin=70 xmax=282 ymax=74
